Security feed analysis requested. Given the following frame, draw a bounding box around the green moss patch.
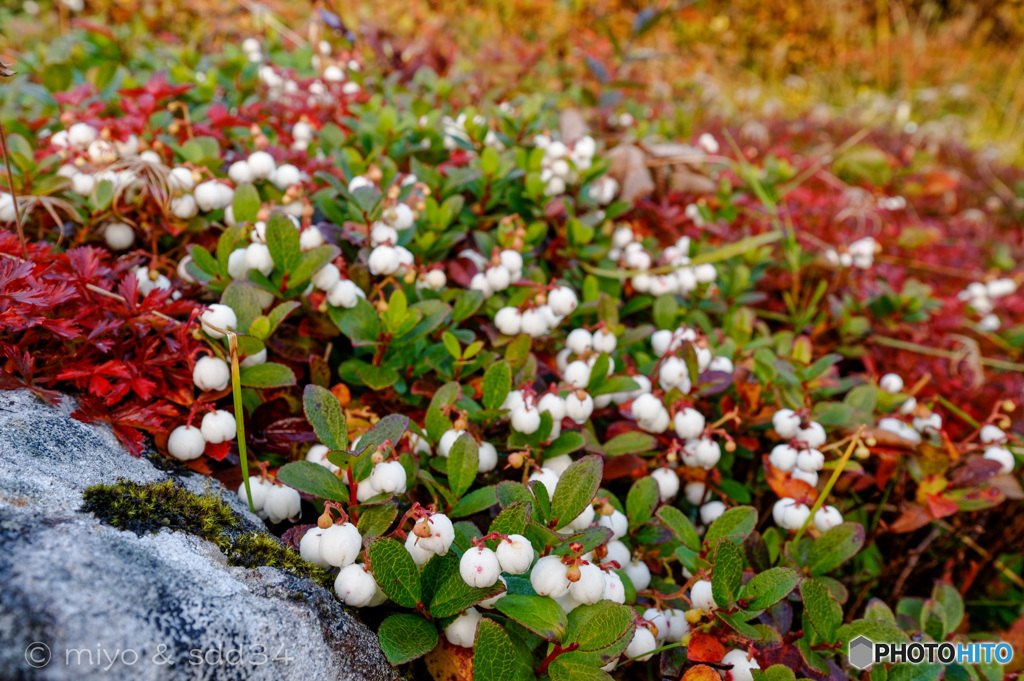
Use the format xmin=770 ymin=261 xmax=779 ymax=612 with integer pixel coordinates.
xmin=82 ymin=479 xmax=333 ymax=588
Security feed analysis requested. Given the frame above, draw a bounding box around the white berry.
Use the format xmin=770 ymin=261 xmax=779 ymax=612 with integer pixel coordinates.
xmin=460 ymin=546 xmax=501 ymax=588
xmin=200 ymin=409 xmax=236 ymax=444
xmin=167 ymin=425 xmax=206 ymax=461
xmin=193 ymin=356 xmax=230 ymax=392
xmin=496 ymin=534 xmax=535 ymax=574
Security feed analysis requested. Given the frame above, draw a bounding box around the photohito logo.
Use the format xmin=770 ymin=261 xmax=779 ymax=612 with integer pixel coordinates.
xmin=847 ymin=636 xmax=1013 ymax=670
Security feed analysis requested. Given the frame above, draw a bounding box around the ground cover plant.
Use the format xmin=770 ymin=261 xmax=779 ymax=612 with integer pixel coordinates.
xmin=1 ymin=5 xmax=1023 ymax=681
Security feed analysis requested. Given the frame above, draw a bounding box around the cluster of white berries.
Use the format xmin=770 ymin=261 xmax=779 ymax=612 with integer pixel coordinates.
xmin=874 ymin=371 xmax=954 ymax=447
xmin=610 ymin=230 xmax=717 ymax=297
xmin=768 ymin=408 xmax=840 ymax=530
xmin=958 ymin=278 xmax=1017 ymax=331
xmin=401 ymin=512 xmax=455 ymax=566
xmin=979 ymin=425 xmax=1016 ymax=475
xmin=494 ymin=284 xmax=577 ymax=338
xmin=166 ymin=408 xmax=237 ymax=461
xmin=825 ymin=236 xmax=878 ymax=269
xmin=256 ymin=45 xmax=360 ymax=105
xmin=468 ymin=249 xmax=523 ymax=299
xmin=534 ymin=135 xmax=597 ymax=196
xmin=440 ymin=112 xmax=501 ymax=151
xmin=236 ymin=476 xmax=301 ymax=523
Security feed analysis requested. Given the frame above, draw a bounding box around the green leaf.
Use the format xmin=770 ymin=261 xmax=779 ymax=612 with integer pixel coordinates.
xmin=495 ymin=595 xmax=567 ymax=642
xmin=180 ymin=136 xmax=221 ymax=164
xmin=741 ymin=567 xmax=801 ymax=611
xmin=275 ymin=461 xmax=349 ymax=502
xmin=329 ymin=298 xmax=381 ymax=347
xmin=452 ymin=290 xmax=484 ymax=323
xmin=704 ymin=506 xmax=758 ymax=544
xmin=426 ymin=382 xmax=462 ymax=441
xmin=232 ymin=183 xmax=261 ymax=223
xmin=290 ymin=245 xmax=341 ymax=287
xmin=366 ymin=537 xmax=422 ymax=608
xmin=603 ymin=431 xmax=657 ymax=456
xmin=442 ymin=331 xmax=462 ymax=360
xmin=888 ymin=664 xmax=944 ymax=681
xmin=652 ymin=294 xmax=678 ymax=330
xmin=480 ymin=146 xmax=500 ymax=176
xmin=801 ymin=578 xmax=842 ymax=643
xmin=625 ymin=476 xmax=659 ymax=525
xmin=473 ymin=619 xmax=530 ymax=681
xmin=451 ymin=486 xmax=498 ymax=518
xmin=657 ymin=506 xmax=700 ymax=551
xmin=550 ymin=526 xmax=613 ymax=556
xmin=932 ymin=583 xmax=964 ymax=634
xmin=353 ymin=414 xmax=409 ymax=456
xmin=93 ymin=179 xmax=114 ymax=212
xmin=548 ymin=657 xmax=614 ymax=681
xmin=303 ymin=384 xmax=349 ymax=451
xmin=483 ymin=361 xmax=512 ymax=411
xmin=265 ymin=213 xmax=302 ymax=275
xmin=357 ymin=503 xmax=398 ymax=539
xmin=426 ymin=552 xmax=504 ymax=617
xmin=806 ymin=523 xmax=865 ymax=574
xmin=544 ymin=432 xmax=585 ymax=460
xmin=564 ymin=602 xmax=637 ymax=652
xmin=189 ymin=245 xmax=222 ymax=278
xmin=586 ymin=354 xmax=610 ymax=393
xmin=352 ymin=360 xmax=400 ymax=390
xmin=42 ymin=63 xmax=73 ymax=92
xmin=836 ymin=619 xmax=910 ymax=645
xmin=490 ymin=500 xmax=532 ymax=536
xmin=239 ymin=362 xmax=297 ymax=388
xmin=754 ymin=665 xmax=797 ymax=681
xmin=712 ymin=539 xmax=744 ymax=609
xmin=447 ymin=433 xmax=480 ymax=498
xmin=220 ymin=281 xmax=262 ymax=332
xmin=550 ymin=455 xmax=603 ymax=530
xmin=377 ymin=613 xmax=438 ymax=666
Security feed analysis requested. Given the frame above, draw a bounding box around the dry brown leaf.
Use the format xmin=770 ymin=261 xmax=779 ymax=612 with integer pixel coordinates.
xmin=424 ymin=637 xmax=473 ymax=681
xmin=558 ymin=108 xmax=588 ymax=146
xmin=607 ymin=144 xmax=655 ymax=203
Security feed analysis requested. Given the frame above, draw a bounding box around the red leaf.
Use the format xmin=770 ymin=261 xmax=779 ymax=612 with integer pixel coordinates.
xmin=204 ymin=441 xmax=233 ymax=462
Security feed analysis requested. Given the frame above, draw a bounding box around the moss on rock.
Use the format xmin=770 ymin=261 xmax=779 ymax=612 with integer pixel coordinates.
xmin=82 ymin=479 xmax=333 ymax=589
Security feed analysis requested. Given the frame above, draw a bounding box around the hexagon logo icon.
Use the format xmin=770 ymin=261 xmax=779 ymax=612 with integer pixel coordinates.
xmin=848 ymin=636 xmax=875 ymax=670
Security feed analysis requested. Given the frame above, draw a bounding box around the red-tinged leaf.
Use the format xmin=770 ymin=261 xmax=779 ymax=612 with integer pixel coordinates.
xmin=874 ymin=453 xmax=899 ymax=490
xmin=602 ymin=453 xmax=648 ymax=481
xmin=687 ymin=632 xmax=725 ymax=663
xmin=925 ymin=494 xmax=959 ymax=519
xmin=887 ymin=506 xmax=933 ymax=534
xmin=111 ymin=424 xmax=147 ymax=457
xmin=447 ymin=257 xmax=478 ymax=288
xmin=951 ymin=458 xmax=1002 ymax=488
xmin=205 ymin=440 xmax=233 ymax=462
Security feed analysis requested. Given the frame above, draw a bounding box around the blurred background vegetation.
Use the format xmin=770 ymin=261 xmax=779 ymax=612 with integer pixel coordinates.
xmin=3 ymin=0 xmax=1024 ymax=162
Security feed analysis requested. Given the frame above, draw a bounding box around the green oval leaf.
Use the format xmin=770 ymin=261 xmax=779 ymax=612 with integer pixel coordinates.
xmin=447 ymin=432 xmax=479 ymax=498
xmin=302 ymin=384 xmax=349 ymax=451
xmin=366 ymin=537 xmax=422 ymax=609
xmin=377 ymin=613 xmax=438 ymax=666
xmin=275 ymin=461 xmax=349 ymax=502
xmin=495 ymin=594 xmax=567 ymax=642
xmin=806 ymin=523 xmax=865 ymax=575
xmin=704 ymin=506 xmax=758 ymax=544
xmin=550 ymin=455 xmax=603 ymax=530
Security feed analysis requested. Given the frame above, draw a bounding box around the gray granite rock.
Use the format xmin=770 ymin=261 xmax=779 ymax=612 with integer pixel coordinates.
xmin=0 ymin=389 xmax=401 ymax=681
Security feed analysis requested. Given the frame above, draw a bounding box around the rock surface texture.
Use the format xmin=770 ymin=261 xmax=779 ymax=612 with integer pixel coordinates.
xmin=0 ymin=389 xmax=401 ymax=681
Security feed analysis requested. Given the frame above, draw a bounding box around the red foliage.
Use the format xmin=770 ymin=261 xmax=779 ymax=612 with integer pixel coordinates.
xmin=0 ymin=231 xmax=203 ymax=455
